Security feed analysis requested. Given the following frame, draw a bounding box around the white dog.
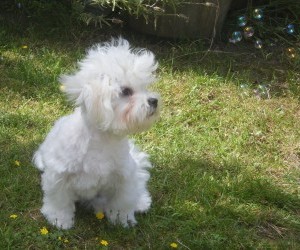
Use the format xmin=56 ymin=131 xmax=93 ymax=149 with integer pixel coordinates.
xmin=33 ymin=38 xmax=160 ymax=229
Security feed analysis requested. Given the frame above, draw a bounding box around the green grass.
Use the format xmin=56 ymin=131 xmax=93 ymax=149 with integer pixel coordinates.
xmin=1 ymin=4 xmax=300 ymax=249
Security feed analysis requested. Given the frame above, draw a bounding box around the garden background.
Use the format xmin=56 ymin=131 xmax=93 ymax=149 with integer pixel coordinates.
xmin=0 ymin=0 xmax=299 ymax=249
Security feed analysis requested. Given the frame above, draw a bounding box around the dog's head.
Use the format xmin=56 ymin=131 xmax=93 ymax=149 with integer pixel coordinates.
xmin=60 ymin=38 xmax=160 ymax=135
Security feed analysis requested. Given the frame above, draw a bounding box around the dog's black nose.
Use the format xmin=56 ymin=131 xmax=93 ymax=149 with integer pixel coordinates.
xmin=148 ymin=98 xmax=158 ymax=108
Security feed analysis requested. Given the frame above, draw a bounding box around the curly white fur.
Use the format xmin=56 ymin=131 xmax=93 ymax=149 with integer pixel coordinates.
xmin=33 ymin=38 xmax=160 ymax=229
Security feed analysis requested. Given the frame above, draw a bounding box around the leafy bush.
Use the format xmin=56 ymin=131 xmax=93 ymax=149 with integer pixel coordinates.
xmin=77 ymin=0 xmax=182 ymax=26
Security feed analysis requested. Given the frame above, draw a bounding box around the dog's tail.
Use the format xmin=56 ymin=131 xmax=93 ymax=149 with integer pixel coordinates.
xmin=32 ymin=151 xmax=46 ymax=171
xmin=129 ymin=140 xmax=153 ymax=213
xmin=129 ymin=140 xmax=152 ymax=170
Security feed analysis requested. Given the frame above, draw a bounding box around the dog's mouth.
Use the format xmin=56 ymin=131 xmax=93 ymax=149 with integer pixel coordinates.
xmin=148 ymin=107 xmax=158 ymax=117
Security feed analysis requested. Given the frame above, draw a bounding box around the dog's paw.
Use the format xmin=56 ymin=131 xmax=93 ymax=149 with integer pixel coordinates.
xmin=53 ymin=217 xmax=74 ymax=230
xmin=135 ymin=192 xmax=152 ymax=213
xmin=41 ymin=206 xmax=74 ymax=229
xmin=106 ymin=210 xmax=137 ymax=227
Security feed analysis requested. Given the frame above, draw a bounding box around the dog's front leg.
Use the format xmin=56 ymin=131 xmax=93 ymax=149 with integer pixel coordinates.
xmin=104 ymin=179 xmax=139 ymax=227
xmin=40 ymin=173 xmax=76 ymax=229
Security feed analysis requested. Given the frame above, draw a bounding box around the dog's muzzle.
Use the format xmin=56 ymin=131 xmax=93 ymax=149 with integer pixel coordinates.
xmin=147 ymin=97 xmax=158 ymax=116
xmin=148 ymin=98 xmax=158 ymax=108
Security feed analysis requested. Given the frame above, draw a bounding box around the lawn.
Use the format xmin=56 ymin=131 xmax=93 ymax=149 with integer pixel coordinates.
xmin=0 ymin=2 xmax=300 ymax=249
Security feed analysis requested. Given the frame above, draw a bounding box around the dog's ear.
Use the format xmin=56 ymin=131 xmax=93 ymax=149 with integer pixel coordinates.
xmin=132 ymin=50 xmax=158 ymax=85
xmin=59 ymin=73 xmax=85 ymax=105
xmin=89 ymin=74 xmax=116 ymax=129
xmin=60 ymin=73 xmax=115 ymax=129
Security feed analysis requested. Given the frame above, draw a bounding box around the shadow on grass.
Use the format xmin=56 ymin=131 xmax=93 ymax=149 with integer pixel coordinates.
xmin=159 ymin=156 xmax=300 ymax=211
xmin=150 ymin=155 xmax=300 ymax=246
xmin=1 ymin=111 xmax=299 ymax=248
xmin=164 ymin=156 xmax=300 ymax=209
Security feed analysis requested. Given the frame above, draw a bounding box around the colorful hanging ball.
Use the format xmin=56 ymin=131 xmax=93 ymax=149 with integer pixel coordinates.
xmin=237 ymin=15 xmax=247 ymax=27
xmin=257 ymin=84 xmax=269 ymax=98
xmin=254 ymin=39 xmax=263 ymax=49
xmin=240 ymin=84 xmax=250 ymax=96
xmin=244 ymin=26 xmax=254 ymax=38
xmin=286 ymin=24 xmax=295 ymax=35
xmin=286 ymin=47 xmax=297 ymax=59
xmin=229 ymin=31 xmax=242 ymax=44
xmin=240 ymin=84 xmax=248 ymax=89
xmin=253 ymin=8 xmax=263 ymax=20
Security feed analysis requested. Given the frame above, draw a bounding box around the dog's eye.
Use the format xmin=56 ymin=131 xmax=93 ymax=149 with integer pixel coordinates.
xmin=121 ymin=87 xmax=133 ymax=97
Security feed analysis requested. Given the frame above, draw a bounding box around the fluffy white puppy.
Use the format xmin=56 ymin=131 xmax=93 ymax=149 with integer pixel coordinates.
xmin=33 ymin=38 xmax=160 ymax=229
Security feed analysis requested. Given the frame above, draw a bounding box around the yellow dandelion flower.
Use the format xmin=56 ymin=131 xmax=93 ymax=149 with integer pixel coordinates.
xmin=9 ymin=214 xmax=18 ymax=219
xmin=96 ymin=212 xmax=105 ymax=220
xmin=59 ymin=85 xmax=65 ymax=91
xmin=58 ymin=236 xmax=62 ymax=241
xmin=40 ymin=227 xmax=49 ymax=235
xmin=14 ymin=160 xmax=20 ymax=166
xmin=170 ymin=242 xmax=178 ymax=248
xmin=21 ymin=45 xmax=28 ymax=49
xmin=100 ymin=240 xmax=109 ymax=246
xmin=64 ymin=239 xmax=69 ymax=243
